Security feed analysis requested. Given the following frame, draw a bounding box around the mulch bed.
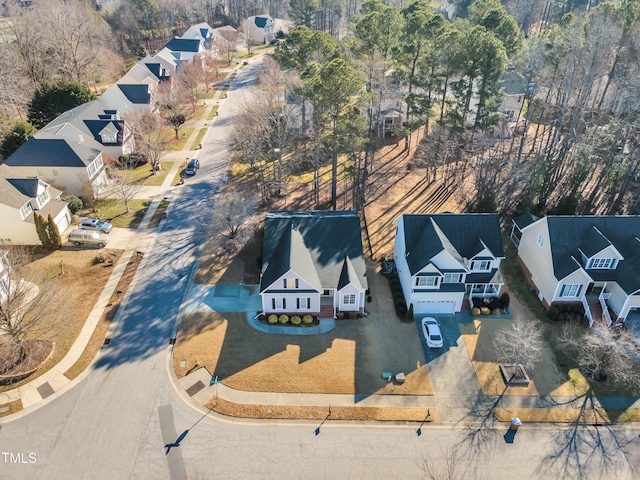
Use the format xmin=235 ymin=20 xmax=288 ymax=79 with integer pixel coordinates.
xmin=0 ymin=340 xmax=55 ymax=385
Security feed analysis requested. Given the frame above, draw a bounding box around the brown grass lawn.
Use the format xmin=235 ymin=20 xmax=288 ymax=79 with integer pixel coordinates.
xmin=64 ymin=253 xmax=142 ymax=380
xmin=462 ymin=314 xmax=589 ymax=397
xmin=195 ymin=224 xmax=262 ymax=285
xmin=0 ymin=399 xmax=23 ymax=418
xmin=206 ymin=398 xmax=437 ymax=422
xmin=0 ymin=248 xmax=122 ymax=393
xmin=176 ymin=261 xmax=433 ymax=397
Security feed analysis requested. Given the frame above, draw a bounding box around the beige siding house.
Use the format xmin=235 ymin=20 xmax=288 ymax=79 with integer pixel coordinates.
xmin=0 ymin=165 xmax=71 ymax=245
xmin=511 ymin=214 xmax=640 ymax=325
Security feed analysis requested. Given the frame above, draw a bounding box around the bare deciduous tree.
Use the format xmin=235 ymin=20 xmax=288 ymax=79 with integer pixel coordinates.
xmin=493 ymin=318 xmax=543 ymax=379
xmin=129 ymin=111 xmax=167 ymax=173
xmin=105 ymin=166 xmax=144 ymax=214
xmin=209 ymin=186 xmax=258 ymax=250
xmin=560 ymin=322 xmax=640 ymax=391
xmin=0 ymin=247 xmax=63 ymax=374
xmin=214 ymin=35 xmax=239 ymax=67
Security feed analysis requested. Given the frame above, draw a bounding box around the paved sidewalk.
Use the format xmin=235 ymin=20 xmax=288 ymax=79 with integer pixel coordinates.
xmin=1 ymin=200 xmax=168 ymax=414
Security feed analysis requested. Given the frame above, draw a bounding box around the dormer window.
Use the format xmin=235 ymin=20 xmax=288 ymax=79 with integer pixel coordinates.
xmin=36 ymin=188 xmax=50 ymax=208
xmin=19 ymin=202 xmax=33 ymax=220
xmin=470 ymin=260 xmax=490 ymax=272
xmin=101 ymin=132 xmax=116 ymax=143
xmin=416 ymin=276 xmax=439 ymax=287
xmin=588 ymin=258 xmax=615 ymax=269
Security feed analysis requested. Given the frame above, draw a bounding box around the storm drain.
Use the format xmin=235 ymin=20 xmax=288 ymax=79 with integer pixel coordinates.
xmin=103 ymin=338 xmax=111 ymax=345
xmin=37 ymin=382 xmax=54 ymax=399
xmin=186 ymin=381 xmax=205 ymax=397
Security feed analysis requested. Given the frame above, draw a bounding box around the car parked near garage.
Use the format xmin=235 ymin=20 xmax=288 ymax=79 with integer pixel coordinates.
xmin=68 ymin=229 xmax=110 ymax=248
xmin=421 ymin=317 xmax=443 ymax=348
xmin=185 ymin=158 xmax=200 ymax=176
xmin=78 ymin=218 xmax=113 ymax=233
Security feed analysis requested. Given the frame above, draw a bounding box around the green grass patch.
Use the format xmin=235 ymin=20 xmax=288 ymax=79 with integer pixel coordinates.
xmin=207 ymin=106 xmax=220 ymax=121
xmin=164 ymin=127 xmax=194 ymax=151
xmin=501 ymin=242 xmax=547 ymax=321
xmin=187 ymin=104 xmax=206 ymax=121
xmin=191 ymin=128 xmax=208 ymax=150
xmin=147 ymin=200 xmax=170 ymax=229
xmin=78 ymin=199 xmax=152 ymax=229
xmin=118 ymin=161 xmax=172 ymax=186
xmin=204 ymin=89 xmax=218 ymax=99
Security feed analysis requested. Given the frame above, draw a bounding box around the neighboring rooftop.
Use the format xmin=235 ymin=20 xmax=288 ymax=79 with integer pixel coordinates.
xmin=400 ymin=213 xmax=505 ymax=275
xmin=4 ymin=136 xmax=101 ymax=169
xmin=545 ymin=216 xmax=640 ymax=294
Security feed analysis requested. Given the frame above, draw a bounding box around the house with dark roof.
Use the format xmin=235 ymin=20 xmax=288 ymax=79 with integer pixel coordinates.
xmin=511 ymin=215 xmax=640 ymax=326
xmin=162 ymin=37 xmax=206 ymax=64
xmin=40 ymin=100 xmax=135 ymax=158
xmin=394 ymin=214 xmax=505 ymax=315
xmin=181 ymin=22 xmax=216 ymax=49
xmin=245 ymin=15 xmax=275 ymax=44
xmin=4 ymin=135 xmax=107 ymax=197
xmin=260 ymin=211 xmax=368 ymax=318
xmin=0 ymin=164 xmax=71 ymax=245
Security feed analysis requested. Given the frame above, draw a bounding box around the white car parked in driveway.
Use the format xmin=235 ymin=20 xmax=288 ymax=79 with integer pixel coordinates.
xmin=421 ymin=317 xmax=443 ymax=348
xmin=79 ymin=218 xmax=113 ymax=233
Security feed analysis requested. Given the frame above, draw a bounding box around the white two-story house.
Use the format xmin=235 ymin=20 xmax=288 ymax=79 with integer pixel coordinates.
xmin=511 ymin=214 xmax=640 ymax=326
xmin=394 ymin=213 xmax=505 ymax=315
xmin=259 ymin=211 xmax=368 ymax=319
xmin=0 ymin=164 xmax=71 ymax=245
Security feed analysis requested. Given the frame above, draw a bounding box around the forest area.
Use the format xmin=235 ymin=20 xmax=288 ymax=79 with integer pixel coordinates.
xmin=230 ymin=0 xmax=640 ymax=219
xmin=0 ymin=0 xmax=639 ymax=219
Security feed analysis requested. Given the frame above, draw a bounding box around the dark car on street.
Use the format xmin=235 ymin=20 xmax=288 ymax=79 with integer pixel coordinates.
xmin=185 ymin=158 xmax=200 ymax=176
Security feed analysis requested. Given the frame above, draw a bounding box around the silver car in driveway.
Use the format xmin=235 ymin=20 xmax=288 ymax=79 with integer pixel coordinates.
xmin=421 ymin=317 xmax=443 ymax=348
xmin=79 ymin=218 xmax=113 ymax=233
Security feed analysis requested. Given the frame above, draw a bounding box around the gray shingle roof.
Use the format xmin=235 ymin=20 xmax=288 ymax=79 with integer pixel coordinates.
xmin=513 ymin=213 xmax=539 ymax=230
xmin=116 ymin=84 xmax=151 ymax=104
xmin=546 ymin=216 xmax=640 ymax=294
xmin=337 ymin=257 xmax=362 ymax=290
xmin=0 ymin=165 xmax=32 ymax=209
xmin=254 ymin=16 xmax=268 ymax=28
xmin=260 ymin=211 xmax=367 ymax=293
xmin=401 ymin=214 xmax=505 ymax=275
xmin=164 ymin=37 xmax=202 ymax=53
xmin=5 ymin=136 xmax=101 ymax=168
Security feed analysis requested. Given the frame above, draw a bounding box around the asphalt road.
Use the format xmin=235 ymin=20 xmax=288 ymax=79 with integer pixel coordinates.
xmin=1 ymin=58 xmax=640 ymax=480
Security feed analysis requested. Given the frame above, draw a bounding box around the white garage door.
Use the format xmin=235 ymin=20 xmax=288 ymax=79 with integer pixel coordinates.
xmin=415 ymin=300 xmax=456 ymax=314
xmin=57 ymin=213 xmax=70 ymax=233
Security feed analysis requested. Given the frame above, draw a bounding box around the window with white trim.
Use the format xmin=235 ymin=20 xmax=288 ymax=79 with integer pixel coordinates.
xmin=443 ymin=273 xmax=463 ymax=283
xmin=560 ymin=284 xmax=582 ymax=298
xmin=36 ymin=188 xmax=50 ymax=208
xmin=19 ymin=202 xmax=33 ymax=220
xmin=416 ymin=276 xmax=439 ymax=287
xmin=343 ymin=294 xmax=356 ymax=305
xmin=273 ymin=298 xmax=286 ymax=309
xmin=297 ymin=298 xmax=310 ymax=309
xmin=588 ymin=258 xmax=614 ymax=269
xmin=537 ymin=234 xmax=544 ymax=247
xmin=52 ymin=169 xmax=58 ymax=176
xmin=470 ymin=260 xmax=490 ymax=272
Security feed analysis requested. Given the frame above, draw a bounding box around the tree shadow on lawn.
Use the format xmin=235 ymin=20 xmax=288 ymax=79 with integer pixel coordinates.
xmin=205 ymin=310 xmax=430 ymax=399
xmin=465 ymin=317 xmax=587 ymax=397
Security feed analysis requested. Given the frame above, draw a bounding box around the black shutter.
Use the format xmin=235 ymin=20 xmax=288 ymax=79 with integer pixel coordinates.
xmin=307 ymin=298 xmax=310 ymax=309
xmin=296 ymin=298 xmax=300 ymax=309
xmin=295 ymin=278 xmax=299 ymax=288
xmin=283 ymin=279 xmax=287 ymax=288
xmin=272 ymin=298 xmax=275 ymax=309
xmin=283 ymin=298 xmax=286 ymax=309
